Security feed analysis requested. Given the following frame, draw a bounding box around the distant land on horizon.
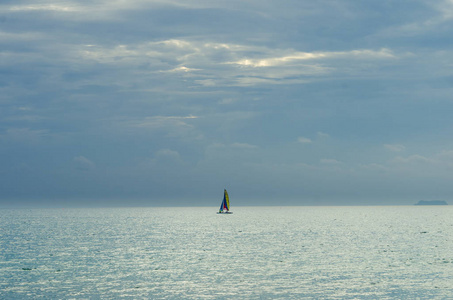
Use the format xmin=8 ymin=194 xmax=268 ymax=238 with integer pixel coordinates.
xmin=415 ymin=200 xmax=448 ymax=205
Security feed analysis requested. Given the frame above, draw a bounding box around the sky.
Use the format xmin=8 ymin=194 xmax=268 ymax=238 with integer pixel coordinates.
xmin=2 ymin=0 xmax=453 ymax=207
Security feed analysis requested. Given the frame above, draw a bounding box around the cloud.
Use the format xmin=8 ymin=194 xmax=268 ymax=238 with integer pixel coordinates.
xmin=359 ymin=163 xmax=388 ymax=172
xmin=206 ymin=142 xmax=258 ymax=151
xmin=59 ymin=39 xmax=400 ymax=89
xmin=297 ymin=133 xmax=329 ymax=144
xmin=1 ymin=128 xmax=49 ymax=144
xmin=3 ymin=0 xmax=453 ymax=205
xmin=130 ymin=115 xmax=198 ymax=127
xmin=297 ymin=137 xmax=312 ymax=144
xmin=166 ymin=66 xmax=201 ymax=73
xmin=123 ymin=115 xmax=198 ymax=131
xmin=73 ymin=156 xmax=95 ymax=171
xmin=8 ymin=4 xmax=79 ymax=12
xmin=231 ymin=142 xmax=258 ymax=149
xmin=5 ymin=1 xmax=179 ymax=21
xmin=375 ymin=150 xmax=453 ymax=176
xmin=384 ymin=144 xmax=406 ymax=152
xmin=232 ymin=53 xmax=328 ymax=67
xmin=361 ymin=150 xmax=453 ymax=177
xmin=437 ymin=0 xmax=453 ymax=20
xmin=391 ymin=154 xmax=435 ymax=165
xmin=200 ymin=142 xmax=259 ymax=167
xmin=317 ymin=132 xmax=330 ymax=138
xmin=320 ymin=158 xmax=343 ymax=165
xmin=230 ymin=48 xmax=395 ymax=68
xmin=119 ymin=115 xmax=203 ymax=141
xmin=155 ymin=149 xmax=182 ymax=161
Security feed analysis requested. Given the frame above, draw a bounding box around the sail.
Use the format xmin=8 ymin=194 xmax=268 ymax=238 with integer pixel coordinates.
xmin=224 ymin=189 xmax=230 ymax=211
xmin=218 ymin=189 xmax=230 ymax=213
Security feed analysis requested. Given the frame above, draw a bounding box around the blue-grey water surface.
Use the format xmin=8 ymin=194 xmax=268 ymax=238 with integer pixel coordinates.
xmin=1 ymin=206 xmax=452 ymax=299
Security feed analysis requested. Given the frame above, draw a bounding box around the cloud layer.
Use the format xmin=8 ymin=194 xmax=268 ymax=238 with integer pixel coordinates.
xmin=2 ymin=0 xmax=453 ymax=206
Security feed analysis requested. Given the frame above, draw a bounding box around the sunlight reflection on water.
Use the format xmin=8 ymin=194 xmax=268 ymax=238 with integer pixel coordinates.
xmin=1 ymin=206 xmax=452 ymax=299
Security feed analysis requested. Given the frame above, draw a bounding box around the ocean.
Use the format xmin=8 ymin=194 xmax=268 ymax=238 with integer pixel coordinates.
xmin=1 ymin=206 xmax=452 ymax=299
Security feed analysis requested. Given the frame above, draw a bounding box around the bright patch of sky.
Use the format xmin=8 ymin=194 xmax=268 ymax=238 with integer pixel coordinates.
xmin=2 ymin=0 xmax=453 ymax=206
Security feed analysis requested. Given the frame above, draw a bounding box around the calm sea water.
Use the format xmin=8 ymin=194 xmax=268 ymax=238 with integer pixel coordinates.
xmin=1 ymin=206 xmax=452 ymax=299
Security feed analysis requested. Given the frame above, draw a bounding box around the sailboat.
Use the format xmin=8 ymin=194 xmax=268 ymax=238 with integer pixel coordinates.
xmin=217 ymin=189 xmax=233 ymax=214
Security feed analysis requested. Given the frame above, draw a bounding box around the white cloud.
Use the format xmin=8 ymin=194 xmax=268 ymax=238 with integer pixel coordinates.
xmin=234 ymin=77 xmax=310 ymax=87
xmin=359 ymin=163 xmax=388 ymax=172
xmin=297 ymin=137 xmax=312 ymax=144
xmin=361 ymin=150 xmax=453 ymax=177
xmin=372 ymin=1 xmax=453 ymax=39
xmin=320 ymin=158 xmax=343 ymax=164
xmin=297 ymin=133 xmax=329 ymax=145
xmin=127 ymin=115 xmax=198 ymax=129
xmin=230 ymin=49 xmax=395 ymax=68
xmin=432 ymin=0 xmax=453 ymax=20
xmin=384 ymin=144 xmax=406 ymax=152
xmin=5 ymin=1 xmax=176 ymax=20
xmin=231 ymin=143 xmax=258 ymax=149
xmin=8 ymin=4 xmax=79 ymax=12
xmin=69 ymin=39 xmax=400 ymax=89
xmin=73 ymin=156 xmax=95 ymax=171
xmin=79 ymin=44 xmax=143 ymax=64
xmin=317 ymin=132 xmax=330 ymax=138
xmin=167 ymin=66 xmax=201 ymax=73
xmin=392 ymin=154 xmax=435 ymax=165
xmin=156 ymin=149 xmax=181 ymax=160
xmin=195 ymin=79 xmax=218 ymax=87
xmin=233 ymin=52 xmax=328 ymax=67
